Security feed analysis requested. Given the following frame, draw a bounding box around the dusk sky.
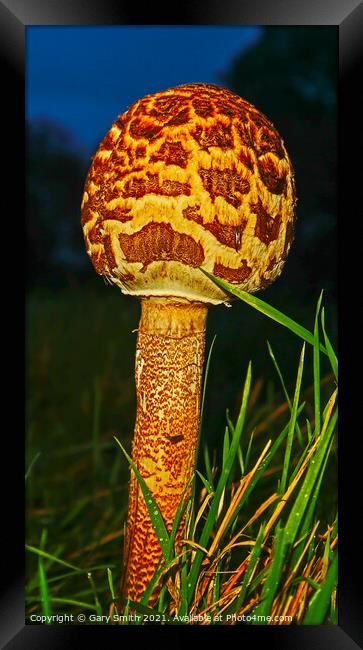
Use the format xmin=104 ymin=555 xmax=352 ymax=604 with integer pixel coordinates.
xmin=26 ymin=26 xmax=261 ymax=157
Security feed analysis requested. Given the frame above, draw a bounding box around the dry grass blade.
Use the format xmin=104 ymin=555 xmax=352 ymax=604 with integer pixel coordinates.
xmin=198 ymin=586 xmax=242 ymax=619
xmin=181 ymin=540 xmax=209 ymax=556
xmin=269 ymin=521 xmax=320 ymax=621
xmin=191 ymin=492 xmax=214 ymax=539
xmin=221 ymin=557 xmax=249 ymax=597
xmin=284 ymin=520 xmax=320 ymax=592
xmin=208 ymin=440 xmax=272 ymax=556
xmin=261 ymin=388 xmax=336 ymax=543
xmin=240 ymin=493 xmax=279 ymax=534
xmin=290 ymin=556 xmax=316 ymax=622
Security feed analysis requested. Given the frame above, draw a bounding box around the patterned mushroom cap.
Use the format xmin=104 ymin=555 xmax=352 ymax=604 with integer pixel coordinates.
xmin=81 ymin=83 xmax=296 ymax=304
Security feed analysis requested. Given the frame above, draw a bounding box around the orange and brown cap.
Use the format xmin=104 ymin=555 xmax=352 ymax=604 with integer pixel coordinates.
xmin=81 ymin=83 xmax=296 ymax=304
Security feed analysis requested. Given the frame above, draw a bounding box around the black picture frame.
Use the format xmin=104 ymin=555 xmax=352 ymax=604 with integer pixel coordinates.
xmin=2 ymin=0 xmax=362 ymax=647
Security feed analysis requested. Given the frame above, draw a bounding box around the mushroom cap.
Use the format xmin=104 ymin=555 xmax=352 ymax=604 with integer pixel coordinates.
xmin=81 ymin=83 xmax=296 ymax=305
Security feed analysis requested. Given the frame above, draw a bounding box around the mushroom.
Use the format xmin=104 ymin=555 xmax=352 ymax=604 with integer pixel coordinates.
xmin=81 ymin=83 xmax=296 ymax=604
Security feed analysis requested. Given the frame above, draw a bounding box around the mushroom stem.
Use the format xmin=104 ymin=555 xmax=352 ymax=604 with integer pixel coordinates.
xmin=121 ymin=297 xmax=208 ymax=603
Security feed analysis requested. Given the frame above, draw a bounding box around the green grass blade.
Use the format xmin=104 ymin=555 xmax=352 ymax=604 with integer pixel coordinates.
xmin=187 ymin=362 xmax=252 ymax=602
xmin=201 ymin=270 xmax=328 ymax=355
xmin=56 ymin=565 xmax=115 ymax=582
xmin=156 ymin=585 xmax=167 ymax=614
xmin=222 ymin=426 xmax=230 ymax=468
xmin=291 ymin=576 xmax=320 ymax=590
xmin=267 ymin=341 xmax=290 ymax=404
xmin=126 ymin=600 xmax=175 ymax=623
xmin=179 ymin=549 xmax=189 ymax=617
xmin=26 ymin=545 xmax=80 ymax=571
xmin=248 ymin=565 xmax=271 ymax=594
xmin=87 ymin=572 xmax=102 ymax=616
xmin=199 ymin=335 xmax=217 ymax=454
xmin=291 ymin=436 xmax=334 ymax=568
xmin=237 ymin=444 xmax=245 ymax=475
xmin=51 ymin=597 xmax=98 ymax=611
xmin=203 ymin=445 xmax=213 ymax=487
xmin=234 ymin=362 xmax=252 ymax=440
xmin=139 ymin=477 xmax=193 ymax=606
xmin=38 ymin=529 xmax=51 ymax=619
xmin=227 ymin=524 xmax=265 ymax=616
xmin=141 ymin=477 xmax=193 ymax=607
xmin=140 ymin=548 xmax=186 ymax=607
xmin=252 ymin=524 xmax=286 ymax=621
xmin=113 ymin=436 xmax=170 ymax=558
xmin=52 ymin=597 xmax=96 ymax=612
xmin=226 ymin=409 xmax=234 ymax=436
xmin=230 ymin=403 xmax=305 ymax=529
xmin=244 ymin=429 xmax=255 ymax=472
xmin=38 ymin=559 xmax=52 ymax=620
xmin=321 ymin=307 xmax=338 ymax=379
xmin=195 ymin=469 xmax=213 ymax=494
xmin=323 ymin=530 xmax=331 ymax=567
xmin=122 ymin=599 xmax=130 ymax=624
xmin=303 ymin=551 xmax=338 ymax=624
xmin=313 ymin=292 xmax=323 ymax=435
xmin=27 ymin=565 xmax=116 ymax=592
xmin=107 ymin=567 xmax=116 ymax=601
xmin=284 ymin=400 xmax=337 ymax=549
xmin=25 ymin=451 xmax=41 ymax=482
xmin=167 ymin=476 xmax=193 ymax=561
xmin=140 ymin=558 xmax=164 ymax=606
xmin=280 ymin=343 xmax=305 ymax=494
xmin=190 ymin=335 xmax=217 ymax=537
xmin=267 ymin=341 xmax=303 ymax=446
xmin=289 ymin=434 xmax=314 ymax=485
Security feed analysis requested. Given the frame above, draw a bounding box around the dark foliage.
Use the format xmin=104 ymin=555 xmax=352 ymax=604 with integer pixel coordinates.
xmin=26 ymin=119 xmax=89 ymax=286
xmin=221 ymin=27 xmax=337 ymax=297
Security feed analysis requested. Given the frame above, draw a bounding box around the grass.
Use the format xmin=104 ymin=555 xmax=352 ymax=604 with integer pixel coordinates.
xmin=26 ymin=280 xmax=337 ymax=625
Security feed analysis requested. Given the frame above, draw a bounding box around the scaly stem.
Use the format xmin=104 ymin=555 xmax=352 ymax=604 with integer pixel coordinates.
xmin=121 ymin=297 xmax=208 ymax=603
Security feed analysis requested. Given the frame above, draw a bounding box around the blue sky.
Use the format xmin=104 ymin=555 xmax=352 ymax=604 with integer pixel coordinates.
xmin=26 ymin=26 xmax=261 ymax=156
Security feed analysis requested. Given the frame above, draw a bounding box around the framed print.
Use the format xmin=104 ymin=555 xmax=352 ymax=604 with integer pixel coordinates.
xmin=1 ymin=0 xmax=362 ymax=647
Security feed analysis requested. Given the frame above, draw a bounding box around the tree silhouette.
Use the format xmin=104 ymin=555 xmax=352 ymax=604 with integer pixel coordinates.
xmin=221 ymin=27 xmax=337 ymax=295
xmin=26 ymin=119 xmax=89 ymax=286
